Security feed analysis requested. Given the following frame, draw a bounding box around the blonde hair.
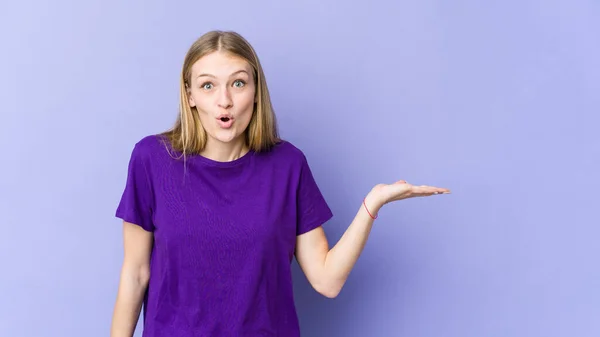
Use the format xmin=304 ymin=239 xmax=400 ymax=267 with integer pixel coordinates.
xmin=161 ymin=30 xmax=280 ymax=158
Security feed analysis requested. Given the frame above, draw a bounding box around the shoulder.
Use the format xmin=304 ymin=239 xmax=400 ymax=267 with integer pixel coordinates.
xmin=130 ymin=134 xmax=172 ymax=156
xmin=266 ymin=139 xmax=309 ymax=165
xmin=126 ymin=134 xmax=172 ymax=167
xmin=132 ymin=134 xmax=167 ymax=153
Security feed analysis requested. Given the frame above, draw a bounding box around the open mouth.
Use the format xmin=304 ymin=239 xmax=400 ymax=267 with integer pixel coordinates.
xmin=217 ymin=115 xmax=234 ymax=129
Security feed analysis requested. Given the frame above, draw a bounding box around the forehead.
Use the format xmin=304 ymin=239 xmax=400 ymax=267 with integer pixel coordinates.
xmin=191 ymin=51 xmax=252 ymax=78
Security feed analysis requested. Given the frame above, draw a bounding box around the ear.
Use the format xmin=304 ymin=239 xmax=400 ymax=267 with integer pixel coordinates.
xmin=186 ymin=84 xmax=196 ymax=107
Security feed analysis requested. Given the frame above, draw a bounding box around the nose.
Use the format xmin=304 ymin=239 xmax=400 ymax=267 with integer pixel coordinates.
xmin=217 ymin=86 xmax=233 ymax=109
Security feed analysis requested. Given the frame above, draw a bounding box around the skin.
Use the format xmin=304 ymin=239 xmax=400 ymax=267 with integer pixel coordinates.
xmin=110 ymin=50 xmax=450 ymax=336
xmin=111 ymin=222 xmax=152 ymax=337
xmin=188 ymin=50 xmax=256 ymax=162
xmin=295 ymin=180 xmax=449 ymax=298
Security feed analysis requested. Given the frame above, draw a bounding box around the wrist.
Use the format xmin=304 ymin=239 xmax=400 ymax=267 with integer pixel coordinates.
xmin=363 ymin=191 xmax=384 ymax=219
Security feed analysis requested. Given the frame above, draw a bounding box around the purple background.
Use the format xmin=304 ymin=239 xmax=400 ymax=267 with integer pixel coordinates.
xmin=1 ymin=0 xmax=599 ymax=336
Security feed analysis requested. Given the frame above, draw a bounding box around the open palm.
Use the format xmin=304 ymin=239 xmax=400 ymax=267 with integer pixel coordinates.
xmin=372 ymin=180 xmax=451 ymax=205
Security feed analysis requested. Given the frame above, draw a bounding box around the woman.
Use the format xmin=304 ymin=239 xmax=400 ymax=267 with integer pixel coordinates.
xmin=110 ymin=30 xmax=450 ymax=337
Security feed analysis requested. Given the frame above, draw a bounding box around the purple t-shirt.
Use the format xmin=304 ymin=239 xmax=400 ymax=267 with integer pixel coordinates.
xmin=115 ymin=134 xmax=333 ymax=337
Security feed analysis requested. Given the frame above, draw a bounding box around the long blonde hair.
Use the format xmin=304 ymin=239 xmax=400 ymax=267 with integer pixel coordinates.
xmin=161 ymin=30 xmax=280 ymax=158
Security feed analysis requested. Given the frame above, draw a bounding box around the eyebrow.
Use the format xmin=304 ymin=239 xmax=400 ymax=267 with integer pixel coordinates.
xmin=196 ymin=69 xmax=249 ymax=79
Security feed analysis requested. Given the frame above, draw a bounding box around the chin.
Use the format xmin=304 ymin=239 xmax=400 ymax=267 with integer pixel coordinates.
xmin=212 ymin=129 xmax=245 ymax=144
xmin=202 ymin=115 xmax=251 ymax=145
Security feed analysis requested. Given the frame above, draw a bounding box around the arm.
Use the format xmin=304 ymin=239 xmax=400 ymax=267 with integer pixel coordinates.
xmin=110 ymin=221 xmax=154 ymax=337
xmin=295 ymin=181 xmax=450 ymax=298
xmin=295 ymin=192 xmax=381 ymax=298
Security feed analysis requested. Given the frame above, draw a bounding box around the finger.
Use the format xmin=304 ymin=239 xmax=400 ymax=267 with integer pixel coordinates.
xmin=416 ymin=185 xmax=450 ymax=194
xmin=412 ymin=186 xmax=435 ymax=196
xmin=410 ymin=185 xmax=450 ymax=197
xmin=432 ymin=186 xmax=449 ymax=193
xmin=434 ymin=187 xmax=451 ymax=194
xmin=417 ymin=186 xmax=445 ymax=196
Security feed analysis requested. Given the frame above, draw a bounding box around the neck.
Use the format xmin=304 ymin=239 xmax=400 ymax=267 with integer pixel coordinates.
xmin=200 ymin=137 xmax=249 ymax=162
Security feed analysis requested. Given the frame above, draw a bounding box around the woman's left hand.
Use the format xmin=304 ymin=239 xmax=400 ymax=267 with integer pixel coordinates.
xmin=366 ymin=180 xmax=451 ymax=211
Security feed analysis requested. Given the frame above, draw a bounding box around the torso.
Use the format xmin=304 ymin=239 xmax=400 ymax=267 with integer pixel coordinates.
xmin=125 ymin=135 xmax=331 ymax=337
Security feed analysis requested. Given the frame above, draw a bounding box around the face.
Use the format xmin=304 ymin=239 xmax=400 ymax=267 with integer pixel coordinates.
xmin=187 ymin=51 xmax=256 ymax=147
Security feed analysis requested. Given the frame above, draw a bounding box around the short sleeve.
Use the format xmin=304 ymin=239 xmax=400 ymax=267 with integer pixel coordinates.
xmin=115 ymin=142 xmax=155 ymax=232
xmin=296 ymin=154 xmax=333 ymax=235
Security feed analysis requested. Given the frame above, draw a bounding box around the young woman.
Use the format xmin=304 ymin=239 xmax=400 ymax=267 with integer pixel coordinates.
xmin=110 ymin=30 xmax=450 ymax=337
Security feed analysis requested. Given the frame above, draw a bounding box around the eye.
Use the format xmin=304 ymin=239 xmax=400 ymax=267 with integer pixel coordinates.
xmin=233 ymin=80 xmax=245 ymax=88
xmin=201 ymin=82 xmax=213 ymax=90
